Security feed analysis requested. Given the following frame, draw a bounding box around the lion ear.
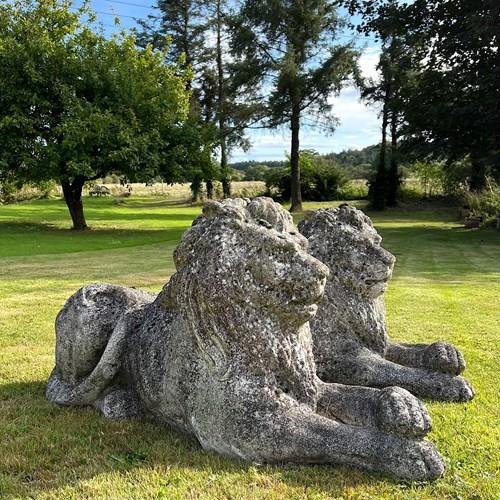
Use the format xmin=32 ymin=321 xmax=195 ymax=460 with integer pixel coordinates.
xmin=202 ymin=201 xmax=225 ymax=219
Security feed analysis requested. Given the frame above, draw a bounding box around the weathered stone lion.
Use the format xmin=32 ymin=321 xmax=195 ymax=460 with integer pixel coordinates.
xmin=47 ymin=198 xmax=445 ymax=480
xmin=299 ymin=205 xmax=474 ymax=402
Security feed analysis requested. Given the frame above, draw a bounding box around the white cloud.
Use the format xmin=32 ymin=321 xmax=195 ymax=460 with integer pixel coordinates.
xmin=358 ymin=46 xmax=382 ymax=81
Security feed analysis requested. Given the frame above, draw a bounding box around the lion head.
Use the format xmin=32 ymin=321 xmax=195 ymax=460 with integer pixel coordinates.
xmin=299 ymin=205 xmax=395 ymax=299
xmin=155 ymin=197 xmax=329 ymax=405
xmin=168 ymin=197 xmax=328 ymax=324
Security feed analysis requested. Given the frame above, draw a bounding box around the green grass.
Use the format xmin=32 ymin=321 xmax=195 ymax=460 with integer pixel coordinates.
xmin=1 ymin=197 xmax=499 ymax=499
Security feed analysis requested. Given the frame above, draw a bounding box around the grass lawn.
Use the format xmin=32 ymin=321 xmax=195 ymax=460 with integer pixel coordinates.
xmin=1 ymin=196 xmax=499 ymax=499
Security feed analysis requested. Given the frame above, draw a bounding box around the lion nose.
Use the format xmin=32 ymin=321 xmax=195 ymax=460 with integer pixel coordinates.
xmin=298 ymin=253 xmax=330 ymax=284
xmin=381 ymin=248 xmax=396 ymax=268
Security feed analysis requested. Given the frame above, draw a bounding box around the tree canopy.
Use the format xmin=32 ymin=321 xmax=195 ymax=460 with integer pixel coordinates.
xmin=0 ymin=0 xmax=191 ymax=229
xmin=348 ymin=0 xmax=500 ymax=192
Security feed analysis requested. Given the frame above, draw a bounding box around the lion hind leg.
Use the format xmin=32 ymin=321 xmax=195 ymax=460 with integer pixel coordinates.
xmin=47 ymin=313 xmax=130 ymax=407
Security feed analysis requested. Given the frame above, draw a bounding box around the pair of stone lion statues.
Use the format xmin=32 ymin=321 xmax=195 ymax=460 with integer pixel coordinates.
xmin=46 ymin=198 xmax=473 ymax=481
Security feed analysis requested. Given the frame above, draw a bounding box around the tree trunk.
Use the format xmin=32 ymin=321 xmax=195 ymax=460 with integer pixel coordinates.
xmin=386 ymin=113 xmax=399 ymax=207
xmin=371 ymin=102 xmax=388 ymax=210
xmin=216 ymin=0 xmax=231 ymax=198
xmin=469 ymin=153 xmax=486 ymax=192
xmin=206 ymin=179 xmax=214 ymax=199
xmin=61 ymin=178 xmax=88 ymax=230
xmin=289 ymin=107 xmax=302 ymax=212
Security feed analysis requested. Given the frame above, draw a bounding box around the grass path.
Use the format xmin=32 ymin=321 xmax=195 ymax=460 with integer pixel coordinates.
xmin=1 ymin=198 xmax=499 ymax=498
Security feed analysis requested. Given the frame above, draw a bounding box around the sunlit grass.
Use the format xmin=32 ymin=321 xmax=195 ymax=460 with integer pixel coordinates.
xmin=1 ymin=196 xmax=499 ymax=498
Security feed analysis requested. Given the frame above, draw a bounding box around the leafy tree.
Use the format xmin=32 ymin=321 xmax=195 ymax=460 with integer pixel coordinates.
xmin=0 ymin=0 xmax=190 ymax=229
xmin=244 ymin=164 xmax=270 ymax=181
xmin=231 ymin=0 xmax=358 ymax=212
xmin=347 ymin=0 xmax=500 ymax=191
xmin=230 ymin=160 xmax=285 ymax=171
xmin=414 ymin=160 xmax=444 ymax=198
xmin=352 ymin=0 xmax=410 ymax=208
xmin=401 ymin=0 xmax=500 ymax=190
xmin=266 ymin=150 xmax=347 ymax=202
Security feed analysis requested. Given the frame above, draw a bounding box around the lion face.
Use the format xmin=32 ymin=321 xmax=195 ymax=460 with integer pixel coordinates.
xmin=173 ymin=198 xmax=329 ymax=325
xmin=239 ymin=219 xmax=328 ymax=323
xmin=299 ymin=206 xmax=395 ymax=299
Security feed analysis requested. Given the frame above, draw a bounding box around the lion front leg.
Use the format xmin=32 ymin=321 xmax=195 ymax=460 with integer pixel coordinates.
xmin=224 ymin=405 xmax=444 ymax=481
xmin=385 ymin=340 xmax=466 ymax=376
xmin=316 ymin=381 xmax=432 ymax=438
xmin=318 ymin=352 xmax=474 ymax=402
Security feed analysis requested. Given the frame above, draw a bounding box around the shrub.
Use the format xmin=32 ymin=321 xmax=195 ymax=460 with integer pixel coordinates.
xmin=0 ymin=180 xmax=58 ymax=203
xmin=414 ymin=160 xmax=445 ymax=197
xmin=462 ymin=182 xmax=500 ymax=220
xmin=336 ymin=180 xmax=368 ymax=200
xmin=265 ymin=150 xmax=347 ymax=202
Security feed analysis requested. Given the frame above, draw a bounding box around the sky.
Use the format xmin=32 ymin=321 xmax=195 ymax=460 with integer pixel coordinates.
xmin=76 ymin=0 xmax=382 ymax=162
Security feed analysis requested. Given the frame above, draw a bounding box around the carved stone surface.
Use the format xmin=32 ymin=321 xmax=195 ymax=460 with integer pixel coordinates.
xmin=47 ymin=198 xmax=445 ymax=481
xmin=299 ymin=205 xmax=474 ymax=402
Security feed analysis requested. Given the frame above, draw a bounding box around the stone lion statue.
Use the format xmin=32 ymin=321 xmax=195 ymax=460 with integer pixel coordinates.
xmin=47 ymin=198 xmax=445 ymax=480
xmin=299 ymin=205 xmax=474 ymax=402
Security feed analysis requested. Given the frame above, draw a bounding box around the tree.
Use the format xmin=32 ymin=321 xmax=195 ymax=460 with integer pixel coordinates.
xmin=135 ymin=0 xmax=206 ymax=75
xmin=347 ymin=0 xmax=500 ymax=192
xmin=138 ymin=0 xmax=256 ymax=197
xmin=352 ymin=0 xmax=410 ymax=208
xmin=0 ymin=0 xmax=190 ymax=229
xmin=231 ymin=0 xmax=358 ymax=212
xmin=266 ymin=150 xmax=347 ymax=202
xmin=244 ymin=164 xmax=270 ymax=181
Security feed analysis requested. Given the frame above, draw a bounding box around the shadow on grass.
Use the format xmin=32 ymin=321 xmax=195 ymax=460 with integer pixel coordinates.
xmin=1 ymin=381 xmax=408 ymax=497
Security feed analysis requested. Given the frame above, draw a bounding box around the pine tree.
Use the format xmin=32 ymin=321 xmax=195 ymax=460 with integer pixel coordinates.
xmin=231 ymin=0 xmax=358 ymax=212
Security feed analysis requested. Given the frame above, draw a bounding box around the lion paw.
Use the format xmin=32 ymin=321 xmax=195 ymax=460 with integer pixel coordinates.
xmin=422 ymin=341 xmax=465 ymax=375
xmin=378 ymin=438 xmax=445 ymax=481
xmin=375 ymin=386 xmax=432 ymax=438
xmin=432 ymin=375 xmax=475 ymax=402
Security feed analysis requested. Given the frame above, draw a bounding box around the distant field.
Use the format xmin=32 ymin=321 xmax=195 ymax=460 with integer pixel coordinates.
xmin=0 ymin=196 xmax=499 ymax=498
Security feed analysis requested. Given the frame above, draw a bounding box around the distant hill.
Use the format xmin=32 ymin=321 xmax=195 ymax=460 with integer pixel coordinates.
xmin=324 ymin=144 xmax=378 ymax=169
xmin=230 ymin=160 xmax=285 ymax=171
xmin=230 ymin=145 xmax=378 ymax=180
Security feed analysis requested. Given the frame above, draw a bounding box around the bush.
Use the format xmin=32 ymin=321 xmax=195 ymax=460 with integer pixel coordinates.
xmin=265 ymin=150 xmax=347 ymax=202
xmin=443 ymin=157 xmax=473 ymax=195
xmin=0 ymin=180 xmax=58 ymax=203
xmin=243 ymin=164 xmax=270 ymax=181
xmin=462 ymin=183 xmax=500 ymax=220
xmin=336 ymin=180 xmax=368 ymax=200
xmin=414 ymin=160 xmax=445 ymax=197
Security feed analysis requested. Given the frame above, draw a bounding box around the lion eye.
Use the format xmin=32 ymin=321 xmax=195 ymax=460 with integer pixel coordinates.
xmin=257 ymin=219 xmax=272 ymax=229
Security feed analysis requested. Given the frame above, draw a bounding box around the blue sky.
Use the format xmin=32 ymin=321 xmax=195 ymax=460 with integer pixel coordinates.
xmin=78 ymin=0 xmax=382 ymax=162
